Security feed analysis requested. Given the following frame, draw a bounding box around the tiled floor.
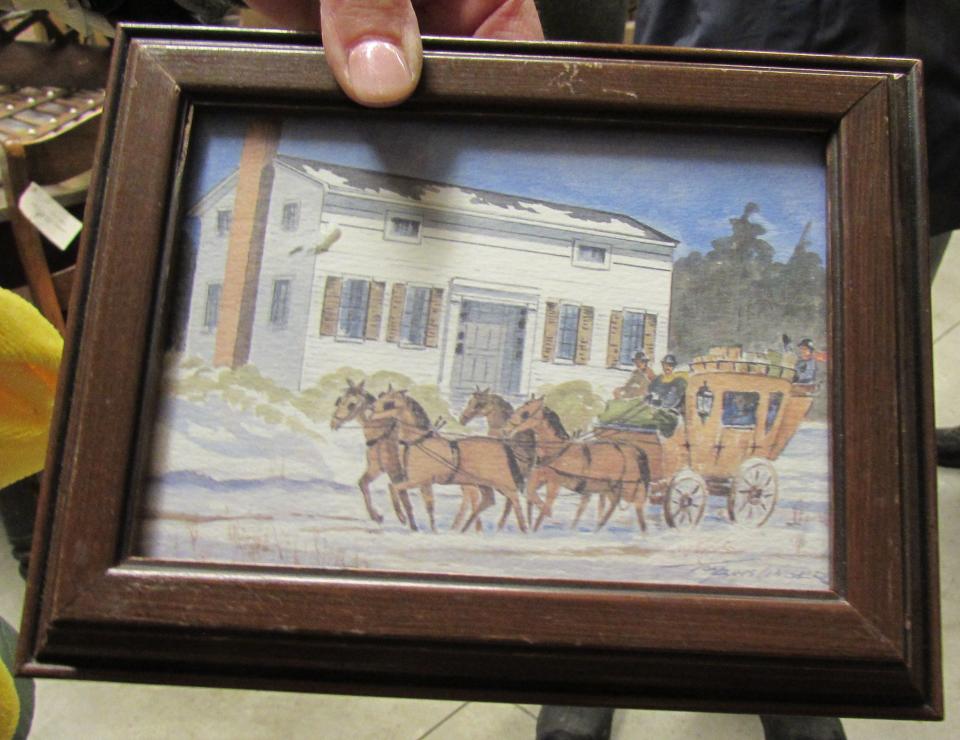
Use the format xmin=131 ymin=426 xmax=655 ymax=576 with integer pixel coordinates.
xmin=1 ymin=233 xmax=957 ymax=738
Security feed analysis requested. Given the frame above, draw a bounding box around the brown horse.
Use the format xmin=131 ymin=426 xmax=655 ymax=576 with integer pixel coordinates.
xmin=330 ymin=380 xmax=423 ymax=531
xmin=459 ymin=387 xmax=516 ymax=432
xmin=459 ymin=387 xmax=537 ymax=527
xmin=502 ymin=397 xmax=650 ymax=532
xmin=370 ymin=389 xmax=529 ymax=533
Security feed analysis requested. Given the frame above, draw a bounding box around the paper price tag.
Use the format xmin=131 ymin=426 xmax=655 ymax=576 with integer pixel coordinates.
xmin=17 ymin=182 xmax=83 ymax=251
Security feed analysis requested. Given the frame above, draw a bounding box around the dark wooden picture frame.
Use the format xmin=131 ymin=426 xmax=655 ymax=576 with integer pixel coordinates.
xmin=18 ymin=25 xmax=941 ymax=719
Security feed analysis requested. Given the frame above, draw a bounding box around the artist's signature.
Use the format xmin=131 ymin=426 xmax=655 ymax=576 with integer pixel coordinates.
xmin=691 ymin=563 xmax=829 ymax=585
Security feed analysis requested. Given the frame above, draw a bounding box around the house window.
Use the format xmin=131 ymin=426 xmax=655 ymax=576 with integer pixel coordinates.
xmin=338 ymin=278 xmax=370 ymax=339
xmin=216 ymin=209 xmax=232 ymax=237
xmin=385 ymin=213 xmax=422 ymax=242
xmin=572 ymin=242 xmax=610 ymax=269
xmin=203 ymin=283 xmax=222 ymax=331
xmin=400 ymin=286 xmax=431 ymax=346
xmin=618 ymin=310 xmax=646 ymax=366
xmin=556 ymin=304 xmax=581 ymax=362
xmin=269 ymin=279 xmax=291 ymax=328
xmin=282 ymin=201 xmax=300 ymax=232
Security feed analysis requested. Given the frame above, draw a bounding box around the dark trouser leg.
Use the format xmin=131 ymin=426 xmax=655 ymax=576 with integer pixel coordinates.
xmin=932 ymin=231 xmax=960 ymax=467
xmin=937 ymin=426 xmax=960 ymax=467
xmin=536 ymin=706 xmax=614 ymax=740
xmin=534 ymin=0 xmax=630 ymax=42
xmin=930 ymin=231 xmax=952 ymax=276
xmin=760 ymin=715 xmax=846 ymax=740
xmin=0 ymin=474 xmax=39 ymax=579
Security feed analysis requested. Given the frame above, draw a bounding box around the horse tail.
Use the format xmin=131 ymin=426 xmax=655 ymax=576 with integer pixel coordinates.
xmin=503 ymin=443 xmax=526 ymax=493
xmin=629 ymin=444 xmax=650 ymax=533
xmin=633 ymin=445 xmax=650 ymax=489
xmin=617 ymin=442 xmax=649 ymax=494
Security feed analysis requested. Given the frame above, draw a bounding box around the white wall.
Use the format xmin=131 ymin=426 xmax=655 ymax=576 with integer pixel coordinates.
xmin=184 ymin=187 xmax=235 ymax=363
xmin=299 ymin=202 xmax=673 ymax=399
xmin=186 ymin=167 xmax=675 ymax=399
xmin=248 ymin=166 xmax=324 ymax=388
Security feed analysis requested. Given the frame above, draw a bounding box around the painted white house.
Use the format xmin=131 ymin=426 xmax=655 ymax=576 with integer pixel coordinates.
xmin=185 ymin=154 xmax=678 ymax=403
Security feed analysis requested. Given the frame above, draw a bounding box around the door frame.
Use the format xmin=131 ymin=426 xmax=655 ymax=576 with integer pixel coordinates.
xmin=439 ymin=278 xmax=540 ymax=403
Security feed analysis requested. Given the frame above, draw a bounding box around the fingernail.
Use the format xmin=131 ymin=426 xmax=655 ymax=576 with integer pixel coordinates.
xmin=346 ymin=39 xmax=414 ymax=104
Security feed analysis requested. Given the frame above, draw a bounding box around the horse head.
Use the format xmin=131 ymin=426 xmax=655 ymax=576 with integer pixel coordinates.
xmin=369 ymin=387 xmax=409 ymax=422
xmin=503 ymin=396 xmax=546 ymax=437
xmin=458 ymin=386 xmax=491 ymax=426
xmin=371 ymin=388 xmax=433 ymax=439
xmin=331 ymin=380 xmax=369 ymax=430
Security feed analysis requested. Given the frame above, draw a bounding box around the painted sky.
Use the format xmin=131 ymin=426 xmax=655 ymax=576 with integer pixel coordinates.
xmin=185 ymin=110 xmax=827 ymax=262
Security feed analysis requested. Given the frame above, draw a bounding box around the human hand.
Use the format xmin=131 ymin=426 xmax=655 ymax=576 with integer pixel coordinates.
xmin=244 ymin=0 xmax=543 ymax=107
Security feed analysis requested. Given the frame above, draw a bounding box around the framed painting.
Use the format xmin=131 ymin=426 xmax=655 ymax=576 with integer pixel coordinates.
xmin=18 ymin=25 xmax=941 ymax=719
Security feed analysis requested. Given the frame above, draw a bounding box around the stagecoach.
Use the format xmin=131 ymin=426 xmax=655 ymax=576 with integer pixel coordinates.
xmin=595 ymin=347 xmax=817 ymax=529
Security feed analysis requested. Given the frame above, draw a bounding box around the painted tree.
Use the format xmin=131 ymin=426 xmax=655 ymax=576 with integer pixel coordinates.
xmin=669 ymin=204 xmax=825 ymax=359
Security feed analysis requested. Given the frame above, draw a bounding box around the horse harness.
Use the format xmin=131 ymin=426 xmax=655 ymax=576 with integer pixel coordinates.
xmin=364 ymin=418 xmax=396 ymax=447
xmin=400 ymin=430 xmax=462 ymax=485
xmin=535 ymin=439 xmax=638 ymax=488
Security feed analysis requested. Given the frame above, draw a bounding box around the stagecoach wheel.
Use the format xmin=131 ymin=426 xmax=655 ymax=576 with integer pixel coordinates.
xmin=728 ymin=458 xmax=779 ymax=527
xmin=664 ymin=469 xmax=708 ymax=529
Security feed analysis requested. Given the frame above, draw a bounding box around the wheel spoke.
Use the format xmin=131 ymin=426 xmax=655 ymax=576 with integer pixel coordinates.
xmin=668 ymin=471 xmax=707 ymax=528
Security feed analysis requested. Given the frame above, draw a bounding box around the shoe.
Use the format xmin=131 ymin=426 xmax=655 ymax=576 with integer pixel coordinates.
xmin=937 ymin=426 xmax=960 ymax=468
xmin=760 ymin=715 xmax=846 ymax=740
xmin=536 ymin=706 xmax=614 ymax=740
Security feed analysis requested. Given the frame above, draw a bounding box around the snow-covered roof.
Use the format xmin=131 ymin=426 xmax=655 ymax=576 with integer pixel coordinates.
xmin=187 ymin=169 xmax=238 ymax=217
xmin=273 ymin=155 xmax=678 ymax=247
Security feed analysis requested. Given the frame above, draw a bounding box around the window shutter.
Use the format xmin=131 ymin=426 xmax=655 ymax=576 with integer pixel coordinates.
xmin=365 ymin=281 xmax=386 ymax=340
xmin=424 ymin=287 xmax=444 ymax=348
xmin=643 ymin=312 xmax=658 ymax=362
xmin=574 ymin=305 xmax=594 ymax=365
xmin=607 ymin=310 xmax=623 ymax=367
xmin=319 ymin=276 xmax=341 ymax=336
xmin=542 ymin=301 xmax=559 ymax=361
xmin=385 ymin=282 xmax=406 ymax=343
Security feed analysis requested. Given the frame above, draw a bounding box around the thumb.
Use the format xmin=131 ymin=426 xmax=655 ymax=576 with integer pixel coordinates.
xmin=320 ymin=0 xmax=423 ymax=107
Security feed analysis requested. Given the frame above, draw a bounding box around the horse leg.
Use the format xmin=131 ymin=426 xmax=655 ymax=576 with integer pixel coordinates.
xmin=513 ymin=491 xmax=528 ymax=532
xmin=496 ymin=500 xmax=512 ymax=531
xmin=597 ymin=490 xmax=622 ymax=531
xmin=390 ymin=491 xmax=408 ymax=525
xmin=389 ymin=482 xmax=418 ymax=532
xmin=634 ymin=484 xmax=648 ymax=532
xmin=571 ymin=494 xmax=591 ymax=530
xmin=459 ymin=488 xmax=484 ymax=533
xmin=496 ymin=486 xmax=527 ymax=533
xmin=452 ymin=489 xmax=472 ymax=531
xmin=420 ymin=484 xmax=437 ymax=533
xmin=358 ymin=472 xmax=383 ymax=524
xmin=475 ymin=486 xmax=495 ymax=532
xmin=462 ymin=486 xmax=495 ymax=533
xmin=534 ymin=478 xmax=560 ymax=531
xmin=524 ymin=469 xmax=546 ymax=525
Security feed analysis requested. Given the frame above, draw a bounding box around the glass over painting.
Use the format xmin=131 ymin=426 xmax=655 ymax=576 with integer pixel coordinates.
xmin=136 ymin=110 xmax=832 ymax=592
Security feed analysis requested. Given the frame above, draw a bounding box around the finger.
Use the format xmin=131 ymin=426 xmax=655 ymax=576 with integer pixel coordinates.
xmin=416 ymin=0 xmax=543 ymax=40
xmin=321 ymin=0 xmax=423 ymax=107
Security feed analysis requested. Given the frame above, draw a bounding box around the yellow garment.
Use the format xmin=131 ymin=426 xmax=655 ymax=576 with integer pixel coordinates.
xmin=0 ymin=288 xmax=63 ymax=490
xmin=0 ymin=657 xmax=18 ymax=740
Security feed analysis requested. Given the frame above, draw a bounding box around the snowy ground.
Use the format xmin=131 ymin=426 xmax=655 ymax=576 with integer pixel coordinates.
xmin=138 ymin=396 xmax=831 ymax=591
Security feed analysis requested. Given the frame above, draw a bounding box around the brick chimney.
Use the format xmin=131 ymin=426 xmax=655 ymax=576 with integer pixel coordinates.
xmin=213 ymin=118 xmax=281 ymax=368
